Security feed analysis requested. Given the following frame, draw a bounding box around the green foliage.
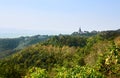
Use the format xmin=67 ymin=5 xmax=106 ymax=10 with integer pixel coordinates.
xmin=24 ymin=67 xmax=48 ymax=78
xmin=55 ymin=66 xmax=104 ymax=78
xmin=96 ymin=42 xmax=120 ymax=77
xmin=0 ymin=30 xmax=120 ymax=78
xmin=0 ymin=35 xmax=50 ymax=58
xmin=98 ymin=30 xmax=120 ymax=40
xmin=24 ymin=66 xmax=104 ymax=78
xmin=42 ymin=35 xmax=87 ymax=47
xmin=0 ymin=45 xmax=81 ymax=77
xmin=0 ymin=63 xmax=22 ymax=78
xmin=114 ymin=36 xmax=120 ymax=47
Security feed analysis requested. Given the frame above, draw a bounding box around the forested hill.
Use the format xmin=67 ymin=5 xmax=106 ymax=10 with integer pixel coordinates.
xmin=0 ymin=29 xmax=120 ymax=59
xmin=0 ymin=29 xmax=120 ymax=78
xmin=42 ymin=29 xmax=120 ymax=47
xmin=0 ymin=35 xmax=50 ymax=58
xmin=72 ymin=29 xmax=120 ymax=38
xmin=0 ymin=29 xmax=120 ymax=58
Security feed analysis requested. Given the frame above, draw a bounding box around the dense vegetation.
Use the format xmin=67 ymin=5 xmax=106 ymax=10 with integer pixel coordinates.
xmin=42 ymin=35 xmax=87 ymax=47
xmin=0 ymin=29 xmax=120 ymax=78
xmin=0 ymin=35 xmax=50 ymax=58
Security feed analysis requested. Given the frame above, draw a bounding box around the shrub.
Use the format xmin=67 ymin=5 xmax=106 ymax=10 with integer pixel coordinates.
xmin=55 ymin=66 xmax=104 ymax=78
xmin=24 ymin=67 xmax=48 ymax=78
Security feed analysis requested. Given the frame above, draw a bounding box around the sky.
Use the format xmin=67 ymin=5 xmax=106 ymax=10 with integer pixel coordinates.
xmin=0 ymin=0 xmax=120 ymax=38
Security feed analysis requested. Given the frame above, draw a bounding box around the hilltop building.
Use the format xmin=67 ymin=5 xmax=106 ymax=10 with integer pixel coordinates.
xmin=78 ymin=27 xmax=83 ymax=34
xmin=72 ymin=27 xmax=98 ymax=36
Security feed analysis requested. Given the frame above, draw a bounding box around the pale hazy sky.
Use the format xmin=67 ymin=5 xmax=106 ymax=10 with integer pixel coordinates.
xmin=0 ymin=0 xmax=120 ymax=37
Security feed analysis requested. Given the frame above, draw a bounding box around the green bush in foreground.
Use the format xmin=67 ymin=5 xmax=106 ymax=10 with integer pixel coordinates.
xmin=55 ymin=66 xmax=105 ymax=78
xmin=24 ymin=67 xmax=48 ymax=78
xmin=24 ymin=66 xmax=104 ymax=78
xmin=96 ymin=42 xmax=120 ymax=77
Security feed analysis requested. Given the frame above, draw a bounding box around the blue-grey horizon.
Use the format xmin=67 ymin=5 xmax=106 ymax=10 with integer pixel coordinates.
xmin=0 ymin=0 xmax=120 ymax=38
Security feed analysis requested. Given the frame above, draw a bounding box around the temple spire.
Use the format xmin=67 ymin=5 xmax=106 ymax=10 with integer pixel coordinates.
xmin=79 ymin=27 xmax=82 ymax=34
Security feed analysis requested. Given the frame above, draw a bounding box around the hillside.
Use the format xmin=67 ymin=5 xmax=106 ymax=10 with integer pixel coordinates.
xmin=0 ymin=29 xmax=120 ymax=78
xmin=0 ymin=35 xmax=50 ymax=58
